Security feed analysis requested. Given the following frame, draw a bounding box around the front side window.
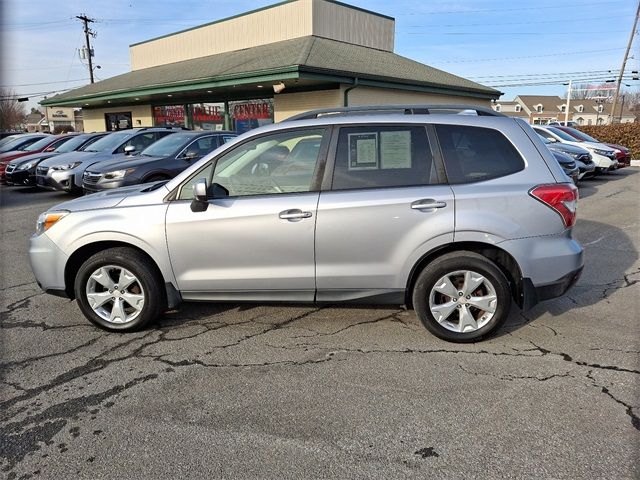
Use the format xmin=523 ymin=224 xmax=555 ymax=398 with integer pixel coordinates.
xmin=332 ymin=126 xmax=436 ymax=190
xmin=436 ymin=124 xmax=525 ymax=184
xmin=177 ymin=128 xmax=326 ymax=200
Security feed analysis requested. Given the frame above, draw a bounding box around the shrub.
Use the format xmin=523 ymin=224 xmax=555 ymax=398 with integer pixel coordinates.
xmin=53 ymin=125 xmax=75 ymax=134
xmin=578 ymin=123 xmax=639 ymax=159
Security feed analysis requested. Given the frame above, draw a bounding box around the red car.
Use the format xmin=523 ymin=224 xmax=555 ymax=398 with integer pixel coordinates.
xmin=0 ymin=134 xmax=77 ymax=183
xmin=554 ymin=126 xmax=631 ymax=168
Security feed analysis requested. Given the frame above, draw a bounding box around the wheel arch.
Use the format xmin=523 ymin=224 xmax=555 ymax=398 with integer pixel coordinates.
xmin=64 ymin=240 xmax=181 ymax=308
xmin=405 ymin=242 xmax=524 ymax=308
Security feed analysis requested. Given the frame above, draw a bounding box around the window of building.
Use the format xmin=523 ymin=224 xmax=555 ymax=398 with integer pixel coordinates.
xmin=331 ymin=126 xmax=436 ymax=190
xmin=191 ymin=102 xmax=225 ymax=131
xmin=494 ymin=104 xmax=501 ymax=112
xmin=577 ymin=105 xmax=584 ymax=113
xmin=229 ymin=99 xmax=274 ymax=134
xmin=597 ymin=104 xmax=604 ymax=113
xmin=153 ymin=105 xmax=185 ymax=128
xmin=536 ymin=104 xmax=543 ymax=113
xmin=576 ymin=117 xmax=584 ymax=125
xmin=560 ymin=105 xmax=566 ymax=112
xmin=514 ymin=105 xmax=522 ymax=113
xmin=436 ymin=124 xmax=525 ymax=184
xmin=596 ymin=118 xmax=604 ymax=125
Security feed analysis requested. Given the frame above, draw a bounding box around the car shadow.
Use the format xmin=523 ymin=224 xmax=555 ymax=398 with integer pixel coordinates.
xmin=577 ymin=168 xmax=637 ymax=199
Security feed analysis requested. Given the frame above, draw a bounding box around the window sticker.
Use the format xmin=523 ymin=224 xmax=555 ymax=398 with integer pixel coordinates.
xmin=380 ymin=131 xmax=412 ymax=169
xmin=348 ymin=133 xmax=378 ymax=170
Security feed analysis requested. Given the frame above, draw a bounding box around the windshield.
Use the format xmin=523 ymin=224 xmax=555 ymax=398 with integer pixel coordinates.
xmin=538 ymin=134 xmax=551 ymax=144
xmin=141 ymin=133 xmax=192 ymax=157
xmin=546 ymin=127 xmax=579 ymax=142
xmin=22 ymin=136 xmax=54 ymax=151
xmin=0 ymin=137 xmax=31 ymax=153
xmin=0 ymin=135 xmax=21 ymax=148
xmin=564 ymin=128 xmax=599 ymax=143
xmin=54 ymin=135 xmax=89 ymax=153
xmin=83 ymin=132 xmax=132 ymax=152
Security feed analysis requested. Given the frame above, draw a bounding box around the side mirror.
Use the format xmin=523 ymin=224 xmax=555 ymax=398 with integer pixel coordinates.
xmin=190 ymin=178 xmax=209 ymax=212
xmin=184 ymin=150 xmax=199 ymax=160
xmin=548 ymin=137 xmax=557 ymax=143
xmin=44 ymin=146 xmax=56 ymax=152
xmin=124 ymin=145 xmax=136 ymax=155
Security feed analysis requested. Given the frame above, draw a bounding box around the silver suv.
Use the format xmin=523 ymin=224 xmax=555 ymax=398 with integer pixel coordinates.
xmin=29 ymin=105 xmax=584 ymax=342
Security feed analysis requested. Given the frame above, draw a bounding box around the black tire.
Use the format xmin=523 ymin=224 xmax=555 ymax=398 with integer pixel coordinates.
xmin=412 ymin=251 xmax=512 ymax=342
xmin=74 ymin=247 xmax=166 ymax=332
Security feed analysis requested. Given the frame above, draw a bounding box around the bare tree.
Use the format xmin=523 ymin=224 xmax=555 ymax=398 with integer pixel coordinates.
xmin=568 ymin=83 xmax=616 ymax=100
xmin=0 ymin=88 xmax=27 ymax=131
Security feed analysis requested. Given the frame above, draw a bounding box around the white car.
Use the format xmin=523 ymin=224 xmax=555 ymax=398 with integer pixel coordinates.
xmin=533 ymin=126 xmax=618 ymax=173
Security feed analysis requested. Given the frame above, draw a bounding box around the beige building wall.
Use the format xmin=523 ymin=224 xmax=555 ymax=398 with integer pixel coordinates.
xmin=82 ymin=105 xmax=153 ymax=132
xmin=130 ymin=0 xmax=394 ymax=70
xmin=345 ymin=86 xmax=492 ymax=107
xmin=274 ymin=89 xmax=342 ymax=122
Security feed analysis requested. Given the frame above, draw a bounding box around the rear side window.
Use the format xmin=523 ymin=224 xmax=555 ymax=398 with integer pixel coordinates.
xmin=332 ymin=126 xmax=437 ymax=190
xmin=436 ymin=125 xmax=524 ymax=184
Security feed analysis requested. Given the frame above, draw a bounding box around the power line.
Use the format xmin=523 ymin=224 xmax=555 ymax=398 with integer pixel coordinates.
xmin=400 ymin=14 xmax=629 ymax=28
xmin=470 ymin=70 xmax=617 ymax=80
xmin=397 ymin=0 xmax=626 ymax=15
xmin=3 ymin=79 xmax=88 ymax=88
xmin=431 ymin=47 xmax=625 ymax=64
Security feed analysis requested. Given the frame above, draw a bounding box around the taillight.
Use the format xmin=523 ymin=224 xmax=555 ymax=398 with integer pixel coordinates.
xmin=529 ymin=183 xmax=578 ymax=228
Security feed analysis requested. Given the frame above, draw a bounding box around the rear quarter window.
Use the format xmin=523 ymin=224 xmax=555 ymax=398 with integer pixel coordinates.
xmin=436 ymin=124 xmax=525 ymax=184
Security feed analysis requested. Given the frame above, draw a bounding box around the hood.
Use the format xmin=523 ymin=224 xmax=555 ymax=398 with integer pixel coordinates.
xmin=48 ymin=182 xmax=171 ymax=213
xmin=9 ymin=151 xmax=59 ymax=166
xmin=0 ymin=150 xmax=32 ymax=163
xmin=547 ymin=142 xmax=590 ymax=156
xmin=551 ymin=150 xmax=573 ymax=165
xmin=38 ymin=150 xmax=99 ymax=168
xmin=605 ymin=143 xmax=629 ymax=153
xmin=577 ymin=141 xmax=615 ymax=153
xmin=84 ymin=152 xmax=152 ymax=173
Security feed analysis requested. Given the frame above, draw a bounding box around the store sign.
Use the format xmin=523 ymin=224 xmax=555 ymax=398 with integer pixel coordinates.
xmin=153 ymin=105 xmax=185 ymax=124
xmin=233 ymin=102 xmax=271 ymax=120
xmin=51 ymin=110 xmax=69 ymax=118
xmin=193 ymin=105 xmax=224 ymax=122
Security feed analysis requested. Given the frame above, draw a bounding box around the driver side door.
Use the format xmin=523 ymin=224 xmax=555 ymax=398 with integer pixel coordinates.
xmin=165 ymin=127 xmax=330 ymax=301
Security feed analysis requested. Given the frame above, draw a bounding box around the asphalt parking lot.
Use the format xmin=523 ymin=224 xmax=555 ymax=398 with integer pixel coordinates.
xmin=1 ymin=171 xmax=638 ymax=479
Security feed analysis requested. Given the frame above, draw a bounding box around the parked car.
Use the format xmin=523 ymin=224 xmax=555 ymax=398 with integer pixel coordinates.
xmin=5 ymin=133 xmax=107 ymax=186
xmin=29 ymin=104 xmax=583 ymax=342
xmin=553 ymin=126 xmax=631 ymax=168
xmin=537 ymin=134 xmax=596 ymax=180
xmin=36 ymin=127 xmax=182 ymax=193
xmin=83 ymin=131 xmax=236 ymax=193
xmin=0 ymin=132 xmax=24 ymax=146
xmin=548 ymin=121 xmax=578 ymax=128
xmin=0 ymin=134 xmax=71 ymax=184
xmin=550 ymin=150 xmax=579 ymax=184
xmin=0 ymin=133 xmax=49 ymax=154
xmin=532 ymin=126 xmax=617 ymax=173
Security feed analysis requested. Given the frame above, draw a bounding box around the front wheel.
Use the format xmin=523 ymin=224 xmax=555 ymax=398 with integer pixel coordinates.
xmin=412 ymin=252 xmax=512 ymax=342
xmin=74 ymin=247 xmax=166 ymax=332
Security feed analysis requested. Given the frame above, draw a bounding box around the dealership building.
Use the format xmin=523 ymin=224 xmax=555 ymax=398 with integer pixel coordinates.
xmin=41 ymin=0 xmax=499 ymax=133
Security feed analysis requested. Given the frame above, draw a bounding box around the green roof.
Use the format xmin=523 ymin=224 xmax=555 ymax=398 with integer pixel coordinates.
xmin=42 ymin=36 xmax=499 ymax=106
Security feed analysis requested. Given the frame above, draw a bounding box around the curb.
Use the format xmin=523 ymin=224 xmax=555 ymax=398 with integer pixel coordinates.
xmin=631 ymin=159 xmax=640 ymax=167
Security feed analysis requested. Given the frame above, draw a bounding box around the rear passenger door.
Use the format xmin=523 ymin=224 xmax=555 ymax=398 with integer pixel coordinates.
xmin=315 ymin=124 xmax=455 ymax=301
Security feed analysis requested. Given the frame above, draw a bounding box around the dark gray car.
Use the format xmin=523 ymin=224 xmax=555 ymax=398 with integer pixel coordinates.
xmin=82 ymin=131 xmax=236 ymax=193
xmin=36 ymin=127 xmax=183 ymax=193
xmin=538 ymin=134 xmax=596 ymax=180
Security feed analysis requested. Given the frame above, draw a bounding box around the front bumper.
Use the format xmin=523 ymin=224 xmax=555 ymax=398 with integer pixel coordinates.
xmin=6 ymin=167 xmax=36 ymax=186
xmin=29 ymin=232 xmax=69 ymax=295
xmin=83 ymin=177 xmax=137 ymax=194
xmin=36 ymin=169 xmax=78 ymax=192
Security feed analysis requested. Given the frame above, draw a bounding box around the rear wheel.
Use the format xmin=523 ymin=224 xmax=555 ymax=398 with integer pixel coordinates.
xmin=74 ymin=247 xmax=166 ymax=332
xmin=412 ymin=251 xmax=511 ymax=342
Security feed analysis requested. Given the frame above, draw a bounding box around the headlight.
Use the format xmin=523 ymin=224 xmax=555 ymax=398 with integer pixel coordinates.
xmin=103 ymin=168 xmax=135 ymax=180
xmin=35 ymin=211 xmax=69 ymax=236
xmin=51 ymin=162 xmax=82 ymax=171
xmin=17 ymin=162 xmax=35 ymax=171
xmin=592 ymin=149 xmax=611 ymax=156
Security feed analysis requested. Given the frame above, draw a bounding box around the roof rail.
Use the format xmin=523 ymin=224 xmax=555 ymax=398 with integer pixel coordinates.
xmin=283 ymin=104 xmax=506 ymax=122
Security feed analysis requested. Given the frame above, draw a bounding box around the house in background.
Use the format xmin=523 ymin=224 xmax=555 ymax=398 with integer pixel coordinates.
xmin=493 ymin=95 xmax=635 ymax=125
xmin=25 ymin=111 xmax=48 ymax=132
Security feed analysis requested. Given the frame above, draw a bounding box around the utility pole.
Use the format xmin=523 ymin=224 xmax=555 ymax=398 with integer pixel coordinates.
xmin=610 ymin=0 xmax=639 ymax=123
xmin=565 ymin=79 xmax=572 ymax=125
xmin=76 ymin=14 xmax=96 ymax=84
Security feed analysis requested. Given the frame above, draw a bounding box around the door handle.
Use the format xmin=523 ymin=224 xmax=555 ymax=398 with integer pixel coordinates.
xmin=411 ymin=199 xmax=447 ymax=210
xmin=279 ymin=209 xmax=313 ymax=220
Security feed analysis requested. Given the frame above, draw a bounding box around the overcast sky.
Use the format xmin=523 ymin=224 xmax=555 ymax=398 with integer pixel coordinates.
xmin=2 ymin=0 xmax=638 ymax=110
